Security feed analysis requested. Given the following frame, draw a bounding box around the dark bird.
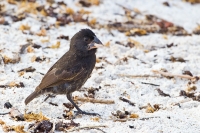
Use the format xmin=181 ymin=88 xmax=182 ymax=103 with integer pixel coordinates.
xmin=25 ymin=29 xmax=103 ymax=116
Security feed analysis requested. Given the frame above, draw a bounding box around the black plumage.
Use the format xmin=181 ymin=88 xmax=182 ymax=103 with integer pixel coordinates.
xmin=25 ymin=29 xmax=103 ymax=116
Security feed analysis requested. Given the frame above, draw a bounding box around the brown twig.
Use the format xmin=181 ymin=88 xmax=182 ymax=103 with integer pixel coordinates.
xmin=141 ymin=82 xmax=160 ymax=86
xmin=172 ymin=99 xmax=192 ymax=106
xmin=111 ymin=116 xmax=160 ymax=122
xmin=119 ymin=97 xmax=135 ymax=106
xmin=65 ymin=125 xmax=107 ymax=133
xmin=49 ymin=102 xmax=58 ymax=106
xmin=74 ymin=97 xmax=115 ymax=104
xmin=0 ymin=112 xmax=9 ymax=115
xmin=152 ymin=70 xmax=199 ymax=80
xmin=117 ymin=74 xmax=159 ymax=78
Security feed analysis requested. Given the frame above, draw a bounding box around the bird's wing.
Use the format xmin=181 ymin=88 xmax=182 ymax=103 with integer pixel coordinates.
xmin=36 ymin=65 xmax=86 ymax=91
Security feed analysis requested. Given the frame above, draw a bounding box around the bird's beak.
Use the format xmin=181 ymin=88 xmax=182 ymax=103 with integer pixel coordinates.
xmin=88 ymin=36 xmax=103 ymax=50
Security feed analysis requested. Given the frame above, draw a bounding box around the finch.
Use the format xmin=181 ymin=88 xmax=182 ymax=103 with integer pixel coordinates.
xmin=25 ymin=29 xmax=103 ymax=116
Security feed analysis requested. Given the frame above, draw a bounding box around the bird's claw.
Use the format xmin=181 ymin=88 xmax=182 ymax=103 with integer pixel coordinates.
xmin=73 ymin=110 xmax=100 ymax=118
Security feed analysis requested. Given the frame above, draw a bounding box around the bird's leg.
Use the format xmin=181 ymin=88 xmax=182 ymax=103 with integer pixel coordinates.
xmin=66 ymin=93 xmax=100 ymax=117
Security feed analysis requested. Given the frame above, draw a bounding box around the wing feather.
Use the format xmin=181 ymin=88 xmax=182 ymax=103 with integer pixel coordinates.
xmin=36 ymin=66 xmax=86 ymax=92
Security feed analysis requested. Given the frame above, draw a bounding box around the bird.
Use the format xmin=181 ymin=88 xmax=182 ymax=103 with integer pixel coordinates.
xmin=25 ymin=29 xmax=103 ymax=116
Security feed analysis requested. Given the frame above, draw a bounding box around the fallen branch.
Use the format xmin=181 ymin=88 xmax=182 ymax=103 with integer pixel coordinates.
xmin=74 ymin=97 xmax=115 ymax=104
xmin=66 ymin=125 xmax=107 ymax=133
xmin=152 ymin=70 xmax=199 ymax=81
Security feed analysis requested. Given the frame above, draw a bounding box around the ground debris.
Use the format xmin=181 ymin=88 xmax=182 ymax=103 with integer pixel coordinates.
xmin=119 ymin=97 xmax=135 ymax=106
xmin=18 ymin=66 xmax=36 ymax=73
xmin=156 ymin=88 xmax=170 ymax=97
xmin=74 ymin=96 xmax=115 ymax=104
xmin=55 ymin=120 xmax=79 ymax=131
xmin=179 ymin=90 xmax=200 ymax=101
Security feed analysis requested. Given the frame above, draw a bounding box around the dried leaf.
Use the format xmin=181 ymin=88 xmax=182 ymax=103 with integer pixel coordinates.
xmin=33 ymin=120 xmax=53 ymax=133
xmin=146 ymin=103 xmax=155 ymax=113
xmin=112 ymin=110 xmax=127 ymax=119
xmin=51 ymin=41 xmax=60 ymax=49
xmin=133 ymin=8 xmax=141 ymax=14
xmin=41 ymin=38 xmax=50 ymax=43
xmin=129 ymin=113 xmax=139 ymax=118
xmin=186 ymin=84 xmax=197 ymax=92
xmin=63 ymin=103 xmax=74 ymax=110
xmin=66 ymin=7 xmax=74 ymax=15
xmin=193 ymin=25 xmax=200 ymax=34
xmin=57 ymin=35 xmax=69 ymax=40
xmin=2 ymin=125 xmax=12 ymax=132
xmin=78 ymin=9 xmax=91 ymax=14
xmin=3 ymin=56 xmax=12 ymax=64
xmin=55 ymin=121 xmax=80 ymax=131
xmin=166 ymin=43 xmax=174 ymax=48
xmin=91 ymin=117 xmax=100 ymax=122
xmin=79 ymin=0 xmax=91 ymax=7
xmin=0 ymin=119 xmax=5 ymax=125
xmin=11 ymin=15 xmax=25 ymax=22
xmin=182 ymin=70 xmax=193 ymax=77
xmin=73 ymin=14 xmax=85 ymax=22
xmin=88 ymin=0 xmax=100 ymax=5
xmin=0 ymin=120 xmax=12 ymax=132
xmin=19 ymin=24 xmax=30 ymax=31
xmin=12 ymin=125 xmax=26 ymax=133
xmin=17 ymin=2 xmax=38 ymax=14
xmin=89 ymin=18 xmax=96 ymax=25
xmin=169 ymin=56 xmax=186 ymax=62
xmin=127 ymin=38 xmax=143 ymax=48
xmin=24 ymin=112 xmax=49 ymax=122
xmin=163 ymin=35 xmax=168 ymax=39
xmin=9 ymin=81 xmax=18 ymax=87
xmin=104 ymin=41 xmax=110 ymax=47
xmin=153 ymin=104 xmax=160 ymax=111
xmin=3 ymin=54 xmax=20 ymax=64
xmin=96 ymin=58 xmax=101 ymax=63
xmin=0 ymin=17 xmax=5 ymax=24
xmin=163 ymin=2 xmax=170 ymax=7
xmin=126 ymin=29 xmax=147 ymax=36
xmin=27 ymin=46 xmax=34 ymax=53
xmin=184 ymin=0 xmax=200 ymax=4
xmin=36 ymin=28 xmax=46 ymax=36
xmin=63 ymin=111 xmax=73 ymax=119
xmin=7 ymin=0 xmax=17 ymax=4
xmin=35 ymin=56 xmax=46 ymax=62
xmin=40 ymin=9 xmax=48 ymax=16
xmin=31 ymin=55 xmax=36 ymax=62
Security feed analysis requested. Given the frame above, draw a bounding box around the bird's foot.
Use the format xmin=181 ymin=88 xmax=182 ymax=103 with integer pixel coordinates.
xmin=73 ymin=110 xmax=100 ymax=118
xmin=44 ymin=94 xmax=56 ymax=101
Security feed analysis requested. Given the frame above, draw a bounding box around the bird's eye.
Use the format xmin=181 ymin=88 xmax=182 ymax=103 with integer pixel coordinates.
xmin=84 ymin=37 xmax=89 ymax=42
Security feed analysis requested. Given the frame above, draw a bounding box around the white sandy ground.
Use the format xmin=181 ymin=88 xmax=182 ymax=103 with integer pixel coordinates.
xmin=0 ymin=0 xmax=200 ymax=132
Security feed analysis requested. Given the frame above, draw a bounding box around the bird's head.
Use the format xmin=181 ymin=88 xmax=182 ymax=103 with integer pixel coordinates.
xmin=70 ymin=29 xmax=103 ymax=56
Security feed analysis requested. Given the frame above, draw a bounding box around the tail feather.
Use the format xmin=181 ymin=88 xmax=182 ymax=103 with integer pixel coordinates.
xmin=25 ymin=91 xmax=38 ymax=105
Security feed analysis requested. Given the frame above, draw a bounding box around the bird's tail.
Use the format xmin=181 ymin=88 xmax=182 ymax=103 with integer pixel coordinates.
xmin=25 ymin=91 xmax=39 ymax=105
